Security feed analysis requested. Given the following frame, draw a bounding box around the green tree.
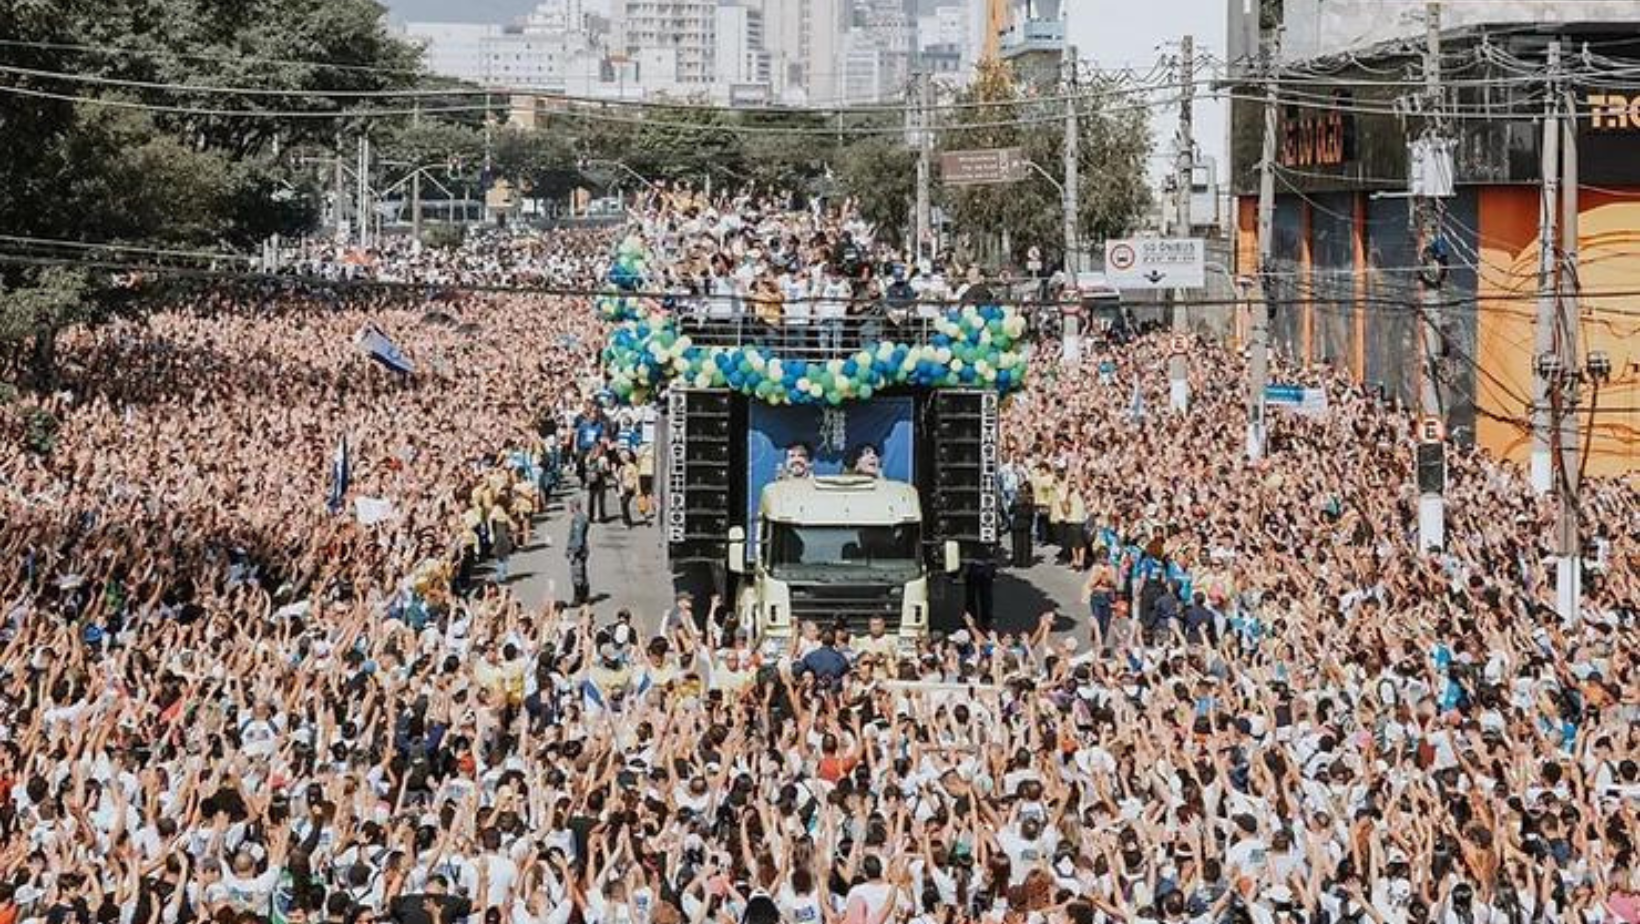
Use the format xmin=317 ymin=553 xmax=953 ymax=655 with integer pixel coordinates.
xmin=0 ymin=267 xmax=91 ymax=391
xmin=835 ymin=136 xmax=917 ymax=243
xmin=0 ymin=0 xmax=427 ymax=388
xmin=491 ymin=125 xmax=580 ymax=213
xmin=939 ymin=61 xmax=1151 ymax=268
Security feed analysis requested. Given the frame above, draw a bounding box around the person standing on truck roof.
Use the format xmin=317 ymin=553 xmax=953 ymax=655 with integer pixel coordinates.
xmin=958 ymin=265 xmax=994 ymax=306
xmin=817 ymin=265 xmax=851 ymax=356
xmin=780 ymin=264 xmax=813 ymax=355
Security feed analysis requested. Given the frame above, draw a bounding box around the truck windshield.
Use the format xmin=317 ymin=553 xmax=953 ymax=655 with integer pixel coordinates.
xmin=766 ymin=522 xmax=921 ymax=582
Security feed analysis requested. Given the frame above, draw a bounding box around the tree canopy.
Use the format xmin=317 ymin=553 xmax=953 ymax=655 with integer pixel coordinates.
xmin=0 ymin=0 xmax=427 ymax=388
xmin=0 ymin=0 xmax=1157 ymax=393
xmin=940 ymin=61 xmax=1152 ymax=268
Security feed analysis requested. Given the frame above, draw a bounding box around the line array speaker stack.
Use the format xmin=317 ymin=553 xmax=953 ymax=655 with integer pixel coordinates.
xmin=664 ymin=389 xmax=735 ymax=569
xmin=921 ymin=389 xmax=999 ymax=560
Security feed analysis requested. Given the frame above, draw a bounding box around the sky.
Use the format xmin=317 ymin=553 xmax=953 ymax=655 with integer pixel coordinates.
xmin=379 ymin=0 xmax=1231 ymax=184
xmin=1067 ymin=0 xmax=1230 ymax=186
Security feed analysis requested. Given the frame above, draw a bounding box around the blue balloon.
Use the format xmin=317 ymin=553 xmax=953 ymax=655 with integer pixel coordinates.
xmin=932 ymin=333 xmax=950 ymax=347
xmin=843 ymin=359 xmax=858 ymax=377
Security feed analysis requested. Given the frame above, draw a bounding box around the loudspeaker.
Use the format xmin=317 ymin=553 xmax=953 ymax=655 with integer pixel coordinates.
xmin=665 ymin=389 xmax=737 ymax=565
xmin=921 ymin=390 xmax=999 ymax=555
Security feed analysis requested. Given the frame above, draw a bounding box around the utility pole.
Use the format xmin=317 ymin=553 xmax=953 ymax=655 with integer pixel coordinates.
xmin=1062 ymin=41 xmax=1080 ymax=276
xmin=1415 ymin=0 xmax=1445 ymax=552
xmin=915 ymin=72 xmax=933 ymax=265
xmin=333 ymin=132 xmax=347 ymax=242
xmin=412 ymin=100 xmax=424 ymax=244
xmin=1249 ymin=41 xmax=1277 ymax=462
xmin=483 ymin=91 xmax=494 ymax=226
xmin=356 ymin=134 xmax=371 ymax=250
xmin=1555 ymin=77 xmax=1583 ymax=619
xmin=1531 ymin=42 xmax=1562 ymax=495
xmin=1059 ymin=38 xmax=1082 ymax=367
xmin=1169 ymin=34 xmax=1195 ymax=412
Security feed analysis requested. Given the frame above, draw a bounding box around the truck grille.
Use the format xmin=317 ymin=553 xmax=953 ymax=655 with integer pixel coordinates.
xmin=788 ymin=584 xmax=901 ymax=629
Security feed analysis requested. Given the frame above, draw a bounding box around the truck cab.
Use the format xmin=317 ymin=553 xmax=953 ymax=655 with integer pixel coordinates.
xmin=728 ymin=475 xmax=959 ymax=650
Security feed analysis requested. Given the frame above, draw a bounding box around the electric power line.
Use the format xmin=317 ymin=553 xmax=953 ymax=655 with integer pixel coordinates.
xmin=7 ymin=249 xmax=1640 ymax=317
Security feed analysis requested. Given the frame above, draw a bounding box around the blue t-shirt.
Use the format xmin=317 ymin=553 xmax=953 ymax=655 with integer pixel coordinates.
xmin=575 ymin=417 xmax=605 ymax=451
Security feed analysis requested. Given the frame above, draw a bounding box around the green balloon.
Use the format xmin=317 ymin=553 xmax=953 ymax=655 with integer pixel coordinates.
xmin=858 ymin=384 xmax=874 ymax=399
xmin=826 ymin=390 xmax=842 ymax=405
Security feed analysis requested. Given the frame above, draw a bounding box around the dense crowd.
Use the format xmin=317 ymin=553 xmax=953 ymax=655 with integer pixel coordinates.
xmin=0 ymin=190 xmax=1636 ymax=924
xmin=630 ymin=187 xmax=1023 ymax=336
xmin=284 ymin=229 xmax=608 ymax=291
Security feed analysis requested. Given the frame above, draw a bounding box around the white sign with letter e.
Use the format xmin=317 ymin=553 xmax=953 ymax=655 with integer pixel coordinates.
xmin=1104 ymin=238 xmax=1206 ymax=290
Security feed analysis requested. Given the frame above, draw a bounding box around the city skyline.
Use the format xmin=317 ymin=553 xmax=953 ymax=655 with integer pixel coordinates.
xmin=382 ymin=0 xmax=1230 ymax=189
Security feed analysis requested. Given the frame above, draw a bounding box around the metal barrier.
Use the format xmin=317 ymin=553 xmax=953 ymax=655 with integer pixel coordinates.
xmin=672 ymin=303 xmax=946 ymax=361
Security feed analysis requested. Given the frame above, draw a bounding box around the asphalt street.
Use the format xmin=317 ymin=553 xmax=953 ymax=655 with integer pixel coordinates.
xmin=494 ymin=484 xmax=1092 ymax=646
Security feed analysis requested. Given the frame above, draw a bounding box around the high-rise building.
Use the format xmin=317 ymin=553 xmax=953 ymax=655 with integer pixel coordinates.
xmin=617 ymin=0 xmax=717 ymax=87
xmin=998 ymin=0 xmax=1062 ymax=89
xmin=402 ymin=22 xmax=574 ymax=89
xmin=1229 ymin=0 xmax=1630 ymax=70
xmin=402 ymin=23 xmax=497 ymax=85
xmin=839 ymin=28 xmax=889 ymax=103
xmin=803 ymin=0 xmax=848 ymax=103
xmin=715 ymin=3 xmax=770 ymax=90
xmin=852 ymin=0 xmax=914 ymax=97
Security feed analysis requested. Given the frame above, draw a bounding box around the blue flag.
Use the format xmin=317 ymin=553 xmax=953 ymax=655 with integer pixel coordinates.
xmin=327 ymin=434 xmax=350 ymax=515
xmin=354 ymin=325 xmax=415 ymax=375
xmin=1126 ymin=380 xmax=1147 ymax=422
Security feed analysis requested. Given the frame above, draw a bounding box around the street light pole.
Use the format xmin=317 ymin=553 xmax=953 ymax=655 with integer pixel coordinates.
xmin=583 ymin=158 xmax=658 ymax=191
